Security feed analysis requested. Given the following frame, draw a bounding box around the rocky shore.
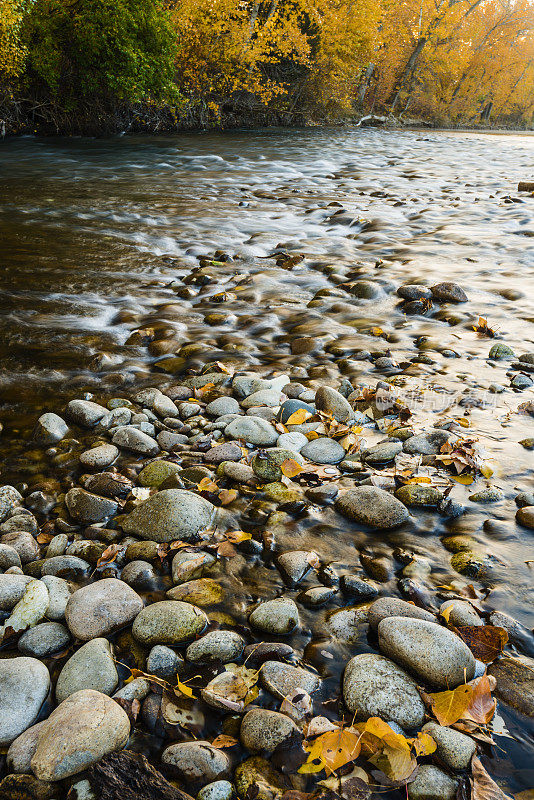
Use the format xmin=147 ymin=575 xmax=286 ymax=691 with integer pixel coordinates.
xmin=0 ymin=270 xmax=533 ymax=800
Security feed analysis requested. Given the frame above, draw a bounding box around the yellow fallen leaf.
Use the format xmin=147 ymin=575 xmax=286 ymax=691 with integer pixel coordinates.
xmin=281 ymin=458 xmax=304 ymax=477
xmin=286 ymin=409 xmax=313 ymax=425
xmin=451 ymin=474 xmax=474 ymax=485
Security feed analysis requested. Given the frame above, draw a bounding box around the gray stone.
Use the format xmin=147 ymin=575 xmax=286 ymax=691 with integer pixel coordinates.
xmin=40 ymin=575 xmax=72 ymax=620
xmin=249 ymin=598 xmax=299 ymax=635
xmin=362 ymin=441 xmax=403 ymax=464
xmin=65 ymin=488 xmax=118 ymax=523
xmin=277 ymin=551 xmax=319 ymax=585
xmin=315 ymin=385 xmax=354 ymax=423
xmin=0 ymin=542 xmax=22 ymax=570
xmin=121 ymin=488 xmax=216 ymax=543
xmin=300 ymin=437 xmax=345 ymax=464
xmin=120 ymin=560 xmax=156 ymax=590
xmin=422 ymin=722 xmax=476 ymax=770
xmin=41 ymin=556 xmax=90 ymax=580
xmin=138 ymin=460 xmax=183 ymax=488
xmin=45 ymin=534 xmax=68 ymax=559
xmin=206 ymin=397 xmax=240 ymax=417
xmin=439 ymin=599 xmax=482 ymax=627
xmin=0 ymin=486 xmax=22 ymax=523
xmin=403 ymin=430 xmax=452 ymax=455
xmin=6 ymin=720 xmax=47 ymax=773
xmin=430 ymin=282 xmax=468 ymax=303
xmin=1 ymin=530 xmax=39 ymax=563
xmin=221 ymin=461 xmax=256 ymax=484
xmin=0 ymin=574 xmax=33 ymax=610
xmin=343 ymin=653 xmax=425 ymax=729
xmin=34 ymin=413 xmax=69 ymax=445
xmin=66 ymin=399 xmax=109 ymax=427
xmin=112 ymin=425 xmax=160 ymax=456
xmin=408 ymin=765 xmax=458 ymax=800
xmin=232 ymin=373 xmax=289 ymax=399
xmin=79 ymin=444 xmax=118 ymax=469
xmin=225 ymin=417 xmax=278 ymax=446
xmin=260 ymin=661 xmax=320 ymax=700
xmin=31 ymin=689 xmax=130 ymax=781
xmin=0 ymin=657 xmax=50 ymax=745
xmin=204 ymin=442 xmax=243 ymax=464
xmin=113 ymin=677 xmax=151 ymax=702
xmin=153 ymin=393 xmax=179 ymax=418
xmin=395 ymin=484 xmax=443 ymax=506
xmin=18 ymin=622 xmax=70 ymax=657
xmin=197 ymin=780 xmax=234 ymax=800
xmin=335 ymin=486 xmax=410 ymax=529
xmin=327 ymin=606 xmax=369 ymax=643
xmin=276 ymin=431 xmax=308 ymax=453
xmin=162 ymin=741 xmax=231 ymax=781
xmin=146 ymin=645 xmax=184 ymax=678
xmin=186 ymin=631 xmax=245 ymax=663
xmin=378 ymin=617 xmax=475 ymax=689
xmin=132 ymin=600 xmax=208 ymax=645
xmin=55 ymin=638 xmax=118 ymax=702
xmin=240 ymin=708 xmax=298 ymax=753
xmin=241 ymin=390 xmax=285 ymax=409
xmin=65 ymin=578 xmax=144 ymax=640
xmin=157 ymin=431 xmax=189 ymax=450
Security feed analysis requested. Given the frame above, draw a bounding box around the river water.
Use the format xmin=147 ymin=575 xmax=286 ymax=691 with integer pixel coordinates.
xmin=0 ymin=128 xmax=533 ymax=794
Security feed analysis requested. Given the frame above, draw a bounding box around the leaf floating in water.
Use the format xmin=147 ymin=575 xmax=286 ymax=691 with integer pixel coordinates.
xmin=470 ymin=755 xmax=514 ymax=800
xmin=427 ymin=674 xmax=496 ymax=726
xmin=456 ymin=625 xmax=508 ymax=663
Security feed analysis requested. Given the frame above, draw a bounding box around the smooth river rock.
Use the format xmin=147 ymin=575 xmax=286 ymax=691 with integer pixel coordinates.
xmin=422 ymin=721 xmax=476 ymax=770
xmin=120 ymin=488 xmax=216 ymax=543
xmin=335 ymin=486 xmax=410 ymax=529
xmin=132 ymin=600 xmax=208 ymax=645
xmin=343 ymin=653 xmax=425 ymax=730
xmin=162 ymin=741 xmax=231 ymax=781
xmin=0 ymin=657 xmax=50 ymax=745
xmin=31 ymin=689 xmax=130 ymax=781
xmin=378 ymin=617 xmax=475 ymax=689
xmin=368 ymin=597 xmax=435 ymax=631
xmin=65 ymin=577 xmax=144 ymax=640
xmin=65 ymin=488 xmax=118 ymax=524
xmin=55 ymin=638 xmax=118 ymax=702
xmin=240 ymin=708 xmax=298 ymax=753
xmin=249 ymin=597 xmax=299 ymax=635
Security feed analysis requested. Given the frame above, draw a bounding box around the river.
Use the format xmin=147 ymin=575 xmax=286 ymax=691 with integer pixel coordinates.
xmin=0 ymin=128 xmax=533 ymax=795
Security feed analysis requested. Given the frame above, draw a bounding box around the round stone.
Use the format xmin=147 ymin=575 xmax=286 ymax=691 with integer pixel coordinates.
xmin=224 ymin=417 xmax=278 ymax=446
xmin=55 ymin=638 xmax=118 ymax=703
xmin=31 ymin=689 xmax=130 ymax=781
xmin=378 ymin=617 xmax=475 ymax=689
xmin=79 ymin=444 xmax=119 ymax=469
xmin=186 ymin=630 xmax=245 ymax=663
xmin=0 ymin=657 xmax=50 ymax=745
xmin=408 ymin=765 xmax=458 ymax=800
xmin=65 ymin=578 xmax=144 ymax=640
xmin=111 ymin=426 xmax=160 ymax=456
xmin=314 ymin=386 xmax=354 ymax=422
xmin=300 ymin=438 xmax=345 ymax=464
xmin=260 ymin=661 xmax=320 ymax=700
xmin=137 ymin=460 xmax=182 ymax=488
xmin=395 ymin=484 xmax=443 ymax=506
xmin=206 ymin=397 xmax=240 ymax=417
xmin=34 ymin=412 xmax=69 ymax=445
xmin=516 ymin=506 xmax=534 ymax=530
xmin=18 ymin=622 xmax=71 ymax=657
xmin=120 ymin=488 xmax=216 ymax=543
xmin=162 ymin=741 xmax=231 ymax=782
xmin=197 ymin=780 xmax=234 ymax=800
xmin=65 ymin=488 xmax=118 ymax=524
xmin=240 ymin=708 xmax=298 ymax=753
xmin=422 ymin=722 xmax=476 ymax=770
xmin=343 ymin=653 xmax=425 ymax=730
xmin=335 ymin=486 xmax=410 ymax=529
xmin=132 ymin=600 xmax=208 ymax=645
xmin=249 ymin=597 xmax=299 ymax=635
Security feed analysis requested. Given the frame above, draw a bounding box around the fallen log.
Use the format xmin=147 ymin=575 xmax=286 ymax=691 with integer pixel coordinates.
xmin=518 ymin=181 xmax=534 ymax=191
xmin=86 ymin=751 xmax=195 ymax=800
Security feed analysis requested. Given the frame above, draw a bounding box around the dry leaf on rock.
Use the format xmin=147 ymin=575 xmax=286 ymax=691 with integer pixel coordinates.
xmin=456 ymin=625 xmax=508 ymax=663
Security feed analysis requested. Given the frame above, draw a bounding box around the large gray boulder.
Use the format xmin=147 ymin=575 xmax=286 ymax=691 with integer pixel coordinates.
xmin=120 ymin=488 xmax=216 ymax=543
xmin=335 ymin=486 xmax=410 ymax=529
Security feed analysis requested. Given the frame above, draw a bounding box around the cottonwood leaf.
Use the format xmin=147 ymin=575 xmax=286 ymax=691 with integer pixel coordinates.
xmin=300 ymin=727 xmax=362 ymax=775
xmin=286 ymin=409 xmax=313 ymax=425
xmin=218 ymin=488 xmax=238 ymax=505
xmin=97 ymin=543 xmax=124 ymax=567
xmin=211 ymin=734 xmax=239 ymax=748
xmin=281 ymin=458 xmax=304 ymax=477
xmin=456 ymin=625 xmax=508 ymax=663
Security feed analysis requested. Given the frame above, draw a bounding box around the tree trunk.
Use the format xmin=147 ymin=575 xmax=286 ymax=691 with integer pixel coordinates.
xmin=387 ymin=36 xmax=427 ymax=110
xmin=86 ymin=751 xmax=196 ymax=800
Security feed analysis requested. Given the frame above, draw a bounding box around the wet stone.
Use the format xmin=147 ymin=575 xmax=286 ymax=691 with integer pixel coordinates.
xmin=65 ymin=577 xmax=144 ymax=640
xmin=204 ymin=441 xmax=243 ymax=464
xmin=408 ymin=765 xmax=457 ymax=800
xmin=65 ymin=488 xmax=118 ymax=523
xmin=516 ymin=506 xmax=534 ymax=530
xmin=167 ymin=577 xmax=224 ymax=606
xmin=0 ymin=657 xmax=50 ymax=745
xmin=186 ymin=630 xmax=245 ymax=663
xmin=234 ymin=756 xmax=287 ymax=800
xmin=430 ymin=282 xmax=468 ymax=303
xmin=340 ymin=575 xmax=378 ymax=600
xmin=488 ymin=655 xmax=534 ymax=717
xmin=79 ymin=444 xmax=118 ymax=469
xmin=34 ymin=412 xmax=69 ymax=445
xmin=55 ymin=638 xmax=118 ymax=702
xmin=260 ymin=660 xmax=320 ymax=700
xmin=422 ymin=721 xmax=476 ymax=770
xmin=18 ymin=622 xmax=70 ymax=657
xmin=146 ymin=645 xmax=184 ymax=678
xmin=314 ymin=386 xmax=353 ymax=422
xmin=249 ymin=597 xmax=299 ymax=635
xmin=343 ymin=653 xmax=425 ymax=729
xmin=120 ymin=488 xmax=216 ymax=543
xmin=66 ymin=399 xmax=109 ymax=427
xmin=0 ymin=486 xmax=23 ymax=523
xmin=240 ymin=708 xmax=298 ymax=753
xmin=132 ymin=600 xmax=208 ymax=645
xmin=197 ymin=781 xmax=234 ymax=800
xmin=335 ymin=486 xmax=410 ymax=529
xmin=395 ymin=484 xmax=443 ymax=506
xmin=112 ymin=425 xmax=160 ymax=455
xmin=162 ymin=741 xmax=231 ymax=782
xmin=300 ymin=437 xmax=345 ymax=464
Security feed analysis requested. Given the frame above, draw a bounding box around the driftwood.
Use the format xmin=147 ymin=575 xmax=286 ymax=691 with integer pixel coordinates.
xmin=86 ymin=750 xmax=195 ymax=800
xmin=518 ymin=181 xmax=534 ymax=192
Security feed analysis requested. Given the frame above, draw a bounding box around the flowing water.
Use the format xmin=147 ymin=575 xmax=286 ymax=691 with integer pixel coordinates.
xmin=0 ymin=128 xmax=533 ymax=794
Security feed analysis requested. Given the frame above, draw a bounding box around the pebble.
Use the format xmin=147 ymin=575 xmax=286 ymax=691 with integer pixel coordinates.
xmin=18 ymin=622 xmax=70 ymax=657
xmin=224 ymin=417 xmax=279 ymax=446
xmin=197 ymin=780 xmax=234 ymax=800
xmin=65 ymin=488 xmax=118 ymax=523
xmin=440 ymin=599 xmax=482 ymax=627
xmin=335 ymin=486 xmax=410 ymax=528
xmin=277 ymin=551 xmax=319 ymax=585
xmin=162 ymin=741 xmax=231 ymax=782
xmin=378 ymin=617 xmax=476 ymax=688
xmin=314 ymin=386 xmax=353 ymax=422
xmin=79 ymin=444 xmax=119 ymax=469
xmin=172 ymin=550 xmax=216 ymax=583
xmin=0 ymin=486 xmax=23 ymax=523
xmin=395 ymin=484 xmax=443 ymax=506
xmin=147 ymin=644 xmax=185 ymax=678
xmin=31 ymin=689 xmax=130 ymax=780
xmin=111 ymin=425 xmax=160 ymax=455
xmin=34 ymin=412 xmax=69 ymax=444
xmin=430 ymin=282 xmax=468 ymax=303
xmin=55 ymin=638 xmax=118 ymax=702
xmin=0 ymin=574 xmax=33 ymax=610
xmin=204 ymin=441 xmax=244 ymax=463
xmin=249 ymin=597 xmax=299 ymax=635
xmin=403 ymin=430 xmax=451 ymax=455
xmin=260 ymin=660 xmax=320 ymax=700
xmin=240 ymin=708 xmax=298 ymax=753
xmin=206 ymin=397 xmax=240 ymax=417
xmin=121 ymin=488 xmax=216 ymax=542
xmin=41 ymin=555 xmax=90 ymax=579
xmin=0 ymin=543 xmax=22 ymax=570
xmin=132 ymin=600 xmax=208 ymax=644
xmin=362 ymin=441 xmax=403 ymax=464
xmin=343 ymin=653 xmax=425 ymax=729
xmin=186 ymin=630 xmax=245 ymax=663
xmin=1 ymin=529 xmax=39 ymax=563
xmin=276 ymin=431 xmax=308 ymax=452
xmin=422 ymin=721 xmax=476 ymax=770
xmin=408 ymin=765 xmax=458 ymax=800
xmin=41 ymin=575 xmax=71 ymax=620
xmin=65 ymin=578 xmax=144 ymax=640
xmin=300 ymin=437 xmax=345 ymax=464
xmin=0 ymin=657 xmax=50 ymax=745
xmin=66 ymin=399 xmax=109 ymax=427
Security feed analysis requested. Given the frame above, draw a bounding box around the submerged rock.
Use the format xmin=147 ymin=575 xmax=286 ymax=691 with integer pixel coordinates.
xmin=335 ymin=486 xmax=410 ymax=529
xmin=120 ymin=488 xmax=216 ymax=543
